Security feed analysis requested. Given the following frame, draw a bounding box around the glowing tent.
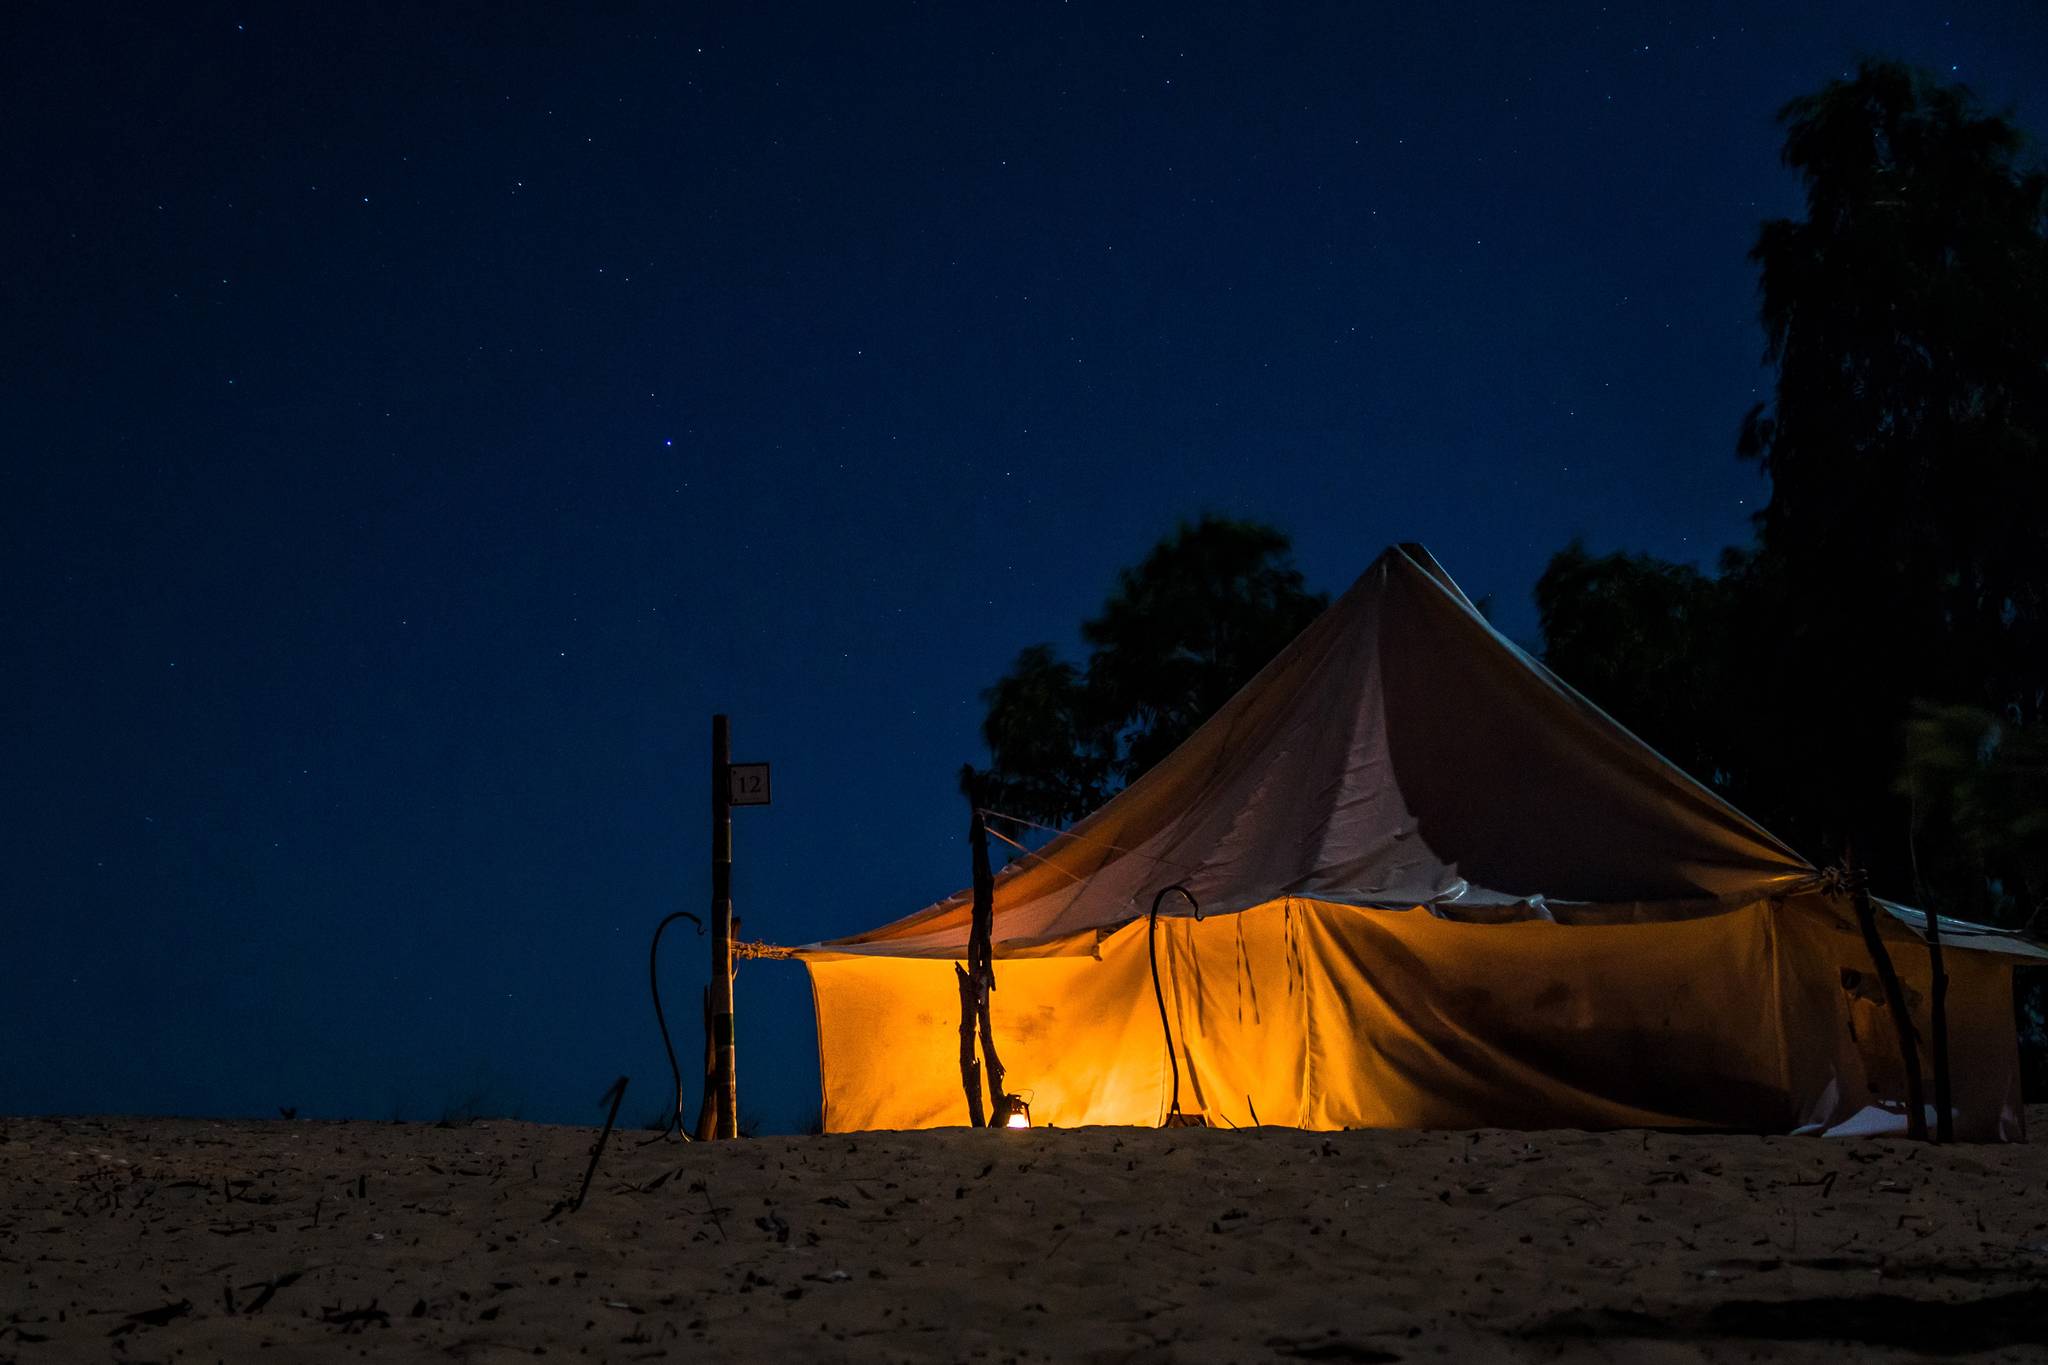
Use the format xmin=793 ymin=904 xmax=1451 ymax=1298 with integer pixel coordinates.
xmin=795 ymin=546 xmax=2044 ymax=1138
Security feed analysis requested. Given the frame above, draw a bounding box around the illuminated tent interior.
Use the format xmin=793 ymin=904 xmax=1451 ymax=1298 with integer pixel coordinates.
xmin=793 ymin=545 xmax=2046 ymax=1138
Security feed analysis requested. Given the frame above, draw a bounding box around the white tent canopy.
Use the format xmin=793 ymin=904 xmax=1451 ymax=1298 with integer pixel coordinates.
xmin=820 ymin=545 xmax=2025 ymax=957
xmin=797 ymin=546 xmax=2041 ymax=1137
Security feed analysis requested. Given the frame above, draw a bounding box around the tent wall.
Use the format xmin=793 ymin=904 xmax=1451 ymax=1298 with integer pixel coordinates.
xmin=1773 ymin=900 xmax=2024 ymax=1140
xmin=810 ymin=928 xmax=1173 ymax=1131
xmin=808 ymin=896 xmax=2024 ymax=1138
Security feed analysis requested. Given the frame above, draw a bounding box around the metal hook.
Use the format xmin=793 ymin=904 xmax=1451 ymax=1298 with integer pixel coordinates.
xmin=1148 ymin=884 xmax=1205 ymax=1127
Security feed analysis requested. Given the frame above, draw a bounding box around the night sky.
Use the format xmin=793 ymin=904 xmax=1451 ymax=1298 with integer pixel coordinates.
xmin=7 ymin=2 xmax=2044 ymax=1133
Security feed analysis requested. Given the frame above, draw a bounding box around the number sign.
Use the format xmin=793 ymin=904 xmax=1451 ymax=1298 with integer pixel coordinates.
xmin=728 ymin=762 xmax=771 ymax=806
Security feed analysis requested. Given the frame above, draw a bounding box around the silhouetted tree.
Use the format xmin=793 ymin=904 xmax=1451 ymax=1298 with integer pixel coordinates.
xmin=1535 ymin=540 xmax=1748 ymax=796
xmin=977 ymin=516 xmax=1326 ymax=828
xmin=1738 ymin=60 xmax=2048 ymax=887
xmin=1900 ymin=703 xmax=2048 ymax=923
xmin=977 ymin=644 xmax=1110 ymax=827
xmin=1539 ymin=62 xmax=2048 ymax=921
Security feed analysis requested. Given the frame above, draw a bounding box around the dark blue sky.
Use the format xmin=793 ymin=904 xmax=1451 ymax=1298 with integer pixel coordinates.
xmin=6 ymin=2 xmax=2043 ymax=1132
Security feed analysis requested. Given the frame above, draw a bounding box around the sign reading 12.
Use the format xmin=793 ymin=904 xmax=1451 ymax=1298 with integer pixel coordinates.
xmin=728 ymin=763 xmax=771 ymax=806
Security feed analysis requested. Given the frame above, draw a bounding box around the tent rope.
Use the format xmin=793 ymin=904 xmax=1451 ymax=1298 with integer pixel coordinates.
xmin=977 ymin=807 xmax=1203 ymax=875
xmin=982 ymin=823 xmax=1091 ymax=886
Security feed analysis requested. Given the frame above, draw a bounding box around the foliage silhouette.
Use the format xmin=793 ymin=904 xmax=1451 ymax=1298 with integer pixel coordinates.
xmin=1536 ymin=540 xmax=1748 ymax=796
xmin=1736 ymin=59 xmax=2048 ymax=893
xmin=976 ymin=515 xmax=1326 ymax=829
xmin=1542 ymin=60 xmax=2047 ymax=922
xmin=1537 ymin=60 xmax=2048 ymax=1088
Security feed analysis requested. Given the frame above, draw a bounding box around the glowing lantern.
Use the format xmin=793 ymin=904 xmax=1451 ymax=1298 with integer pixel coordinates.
xmin=1000 ymin=1095 xmax=1031 ymax=1128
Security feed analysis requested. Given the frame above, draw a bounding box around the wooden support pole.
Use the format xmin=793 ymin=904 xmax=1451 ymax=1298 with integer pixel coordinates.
xmin=954 ymin=963 xmax=985 ymax=1128
xmin=710 ymin=714 xmax=737 ymax=1140
xmin=1925 ymin=905 xmax=1953 ymax=1143
xmin=1846 ymin=859 xmax=1928 ymax=1142
xmin=966 ymin=795 xmax=1006 ymax=1122
xmin=976 ymin=986 xmax=1007 ymax=1124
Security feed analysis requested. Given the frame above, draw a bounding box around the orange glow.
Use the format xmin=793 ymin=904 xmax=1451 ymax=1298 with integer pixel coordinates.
xmin=807 ymin=894 xmax=2011 ymax=1133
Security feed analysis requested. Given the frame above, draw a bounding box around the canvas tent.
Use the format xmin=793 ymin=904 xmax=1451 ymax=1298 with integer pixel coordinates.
xmin=793 ymin=545 xmax=2044 ymax=1139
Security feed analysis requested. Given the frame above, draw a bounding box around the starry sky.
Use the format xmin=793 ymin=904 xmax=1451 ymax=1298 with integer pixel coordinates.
xmin=6 ymin=2 xmax=2044 ymax=1133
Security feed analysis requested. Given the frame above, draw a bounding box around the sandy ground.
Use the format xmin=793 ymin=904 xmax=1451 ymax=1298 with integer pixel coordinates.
xmin=3 ymin=1113 xmax=2047 ymax=1363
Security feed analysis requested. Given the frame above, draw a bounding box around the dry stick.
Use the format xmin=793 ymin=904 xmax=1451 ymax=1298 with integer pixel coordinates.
xmin=699 ymin=1182 xmax=727 ymax=1241
xmin=975 ymin=987 xmax=1006 ymax=1123
xmin=1845 ymin=859 xmax=1929 ymax=1142
xmin=954 ymin=963 xmax=985 ymax=1128
xmin=546 ymin=1077 xmax=630 ymax=1221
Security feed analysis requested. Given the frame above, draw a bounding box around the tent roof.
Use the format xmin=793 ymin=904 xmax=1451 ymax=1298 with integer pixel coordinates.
xmin=816 ymin=545 xmax=1826 ymax=959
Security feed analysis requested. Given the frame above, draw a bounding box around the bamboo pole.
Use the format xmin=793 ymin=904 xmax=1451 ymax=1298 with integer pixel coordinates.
xmin=710 ymin=715 xmax=737 ymax=1140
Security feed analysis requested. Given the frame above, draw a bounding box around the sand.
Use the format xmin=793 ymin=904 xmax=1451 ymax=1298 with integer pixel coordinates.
xmin=4 ymin=1112 xmax=2046 ymax=1362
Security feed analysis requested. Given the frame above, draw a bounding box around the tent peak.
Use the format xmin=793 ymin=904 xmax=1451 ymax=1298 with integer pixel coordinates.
xmin=1389 ymin=543 xmax=1477 ymax=610
xmin=823 ymin=544 xmax=1819 ymax=958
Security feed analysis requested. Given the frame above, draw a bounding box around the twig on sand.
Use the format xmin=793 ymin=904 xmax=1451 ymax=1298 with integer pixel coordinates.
xmin=545 ymin=1076 xmax=630 ymax=1222
xmin=698 ymin=1180 xmax=728 ymax=1241
xmin=237 ymin=1269 xmax=306 ymax=1314
xmin=108 ymin=1299 xmax=193 ymax=1335
xmin=1493 ymin=1191 xmax=1606 ymax=1212
xmin=319 ymin=1300 xmax=390 ymax=1333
